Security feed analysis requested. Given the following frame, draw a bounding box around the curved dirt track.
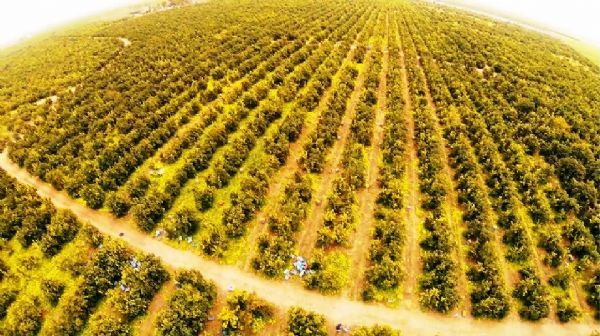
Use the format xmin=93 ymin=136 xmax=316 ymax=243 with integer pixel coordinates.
xmin=0 ymin=150 xmax=597 ymax=336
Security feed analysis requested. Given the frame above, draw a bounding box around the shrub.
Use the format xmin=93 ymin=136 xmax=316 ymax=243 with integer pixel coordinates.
xmin=106 ymin=191 xmax=131 ymax=217
xmin=156 ymin=271 xmax=216 ymax=335
xmin=81 ymin=184 xmax=106 ymax=209
xmin=111 ymin=254 xmax=169 ymax=320
xmin=166 ymin=208 xmax=199 ymax=237
xmin=303 ymin=251 xmax=349 ymax=294
xmin=0 ymin=289 xmax=18 ymax=319
xmin=194 ymin=186 xmax=215 ymax=212
xmin=4 ymin=296 xmax=43 ymax=335
xmin=351 ymin=325 xmax=401 ymax=336
xmin=40 ymin=209 xmax=80 ymax=257
xmin=512 ymin=268 xmax=550 ymax=321
xmin=556 ymin=296 xmax=580 ymax=323
xmin=287 ymin=307 xmax=327 ymax=336
xmin=219 ymin=290 xmax=273 ymax=335
xmin=87 ymin=313 xmax=131 ymax=336
xmin=41 ymin=279 xmax=66 ymax=306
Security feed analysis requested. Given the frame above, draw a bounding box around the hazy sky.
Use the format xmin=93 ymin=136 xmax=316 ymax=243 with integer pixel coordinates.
xmin=0 ymin=0 xmax=599 ymax=49
xmin=0 ymin=0 xmax=144 ymax=47
xmin=448 ymin=0 xmax=600 ymax=48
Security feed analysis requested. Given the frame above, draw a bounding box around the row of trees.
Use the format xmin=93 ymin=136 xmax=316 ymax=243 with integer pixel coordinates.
xmin=350 ymin=42 xmax=381 ymax=146
xmin=363 ymin=21 xmax=407 ymax=300
xmin=0 ymin=171 xmax=80 ymax=256
xmin=305 ymin=16 xmax=380 ymax=293
xmin=406 ymin=4 xmax=583 ymax=320
xmin=155 ymin=270 xmax=216 ymax=335
xmin=315 ymin=31 xmax=382 ymax=251
xmin=210 ymin=7 xmax=369 ymax=253
xmin=253 ymin=173 xmax=312 ymax=277
xmin=300 ymin=64 xmax=359 ymax=172
xmin=129 ymin=43 xmax=313 ymax=231
xmin=130 ymin=7 xmax=358 ymax=234
xmin=9 ymin=0 xmax=338 ymax=215
xmin=45 ymin=240 xmax=129 ymax=335
xmin=251 ymin=7 xmax=371 ymax=277
xmin=399 ymin=22 xmax=460 ymax=314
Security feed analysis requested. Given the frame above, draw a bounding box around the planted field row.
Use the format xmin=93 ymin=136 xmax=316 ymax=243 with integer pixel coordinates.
xmin=0 ymin=168 xmax=220 ymax=335
xmin=122 ymin=5 xmax=364 ymax=234
xmin=9 ymin=1 xmax=337 ymax=211
xmin=398 ymin=17 xmax=461 ymax=314
xmin=169 ymin=5 xmax=373 ymax=254
xmin=403 ymin=4 xmax=595 ymax=320
xmin=302 ymin=15 xmax=382 ymax=294
xmin=362 ymin=15 xmax=406 ymax=302
xmin=252 ymin=9 xmax=377 ymax=280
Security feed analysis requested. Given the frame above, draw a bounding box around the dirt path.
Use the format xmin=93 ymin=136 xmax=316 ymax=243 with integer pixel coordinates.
xmin=395 ymin=20 xmax=422 ymax=309
xmin=346 ymin=16 xmax=389 ymax=301
xmin=0 ymin=150 xmax=596 ymax=336
xmin=296 ymin=49 xmax=373 ymax=258
xmin=204 ymin=287 xmax=227 ymax=335
xmin=137 ymin=279 xmax=175 ymax=336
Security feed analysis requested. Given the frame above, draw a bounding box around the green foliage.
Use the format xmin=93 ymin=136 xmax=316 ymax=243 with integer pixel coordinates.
xmin=132 ymin=191 xmax=171 ymax=231
xmin=81 ymin=184 xmax=106 ymax=209
xmin=0 ymin=289 xmax=18 ymax=319
xmin=317 ymin=177 xmax=355 ymax=247
xmin=351 ymin=325 xmax=401 ymax=336
xmin=166 ymin=208 xmax=199 ymax=237
xmin=40 ymin=209 xmax=80 ymax=257
xmin=548 ymin=267 xmax=571 ymax=290
xmin=287 ymin=307 xmax=327 ymax=336
xmin=0 ymin=259 xmax=8 ymax=282
xmin=15 ymin=201 xmax=53 ymax=247
xmin=1 ymin=0 xmax=600 ymax=327
xmin=156 ymin=270 xmax=216 ymax=336
xmin=219 ymin=290 xmax=273 ymax=335
xmin=111 ymin=254 xmax=169 ymax=320
xmin=512 ymin=268 xmax=550 ymax=321
xmin=41 ymin=279 xmax=66 ymax=306
xmin=556 ymin=296 xmax=580 ymax=323
xmin=253 ymin=173 xmax=312 ymax=277
xmin=586 ymin=270 xmax=600 ymax=320
xmin=3 ymin=296 xmax=43 ymax=336
xmin=303 ymin=251 xmax=349 ymax=294
xmin=194 ymin=186 xmax=215 ymax=212
xmin=86 ymin=313 xmax=131 ymax=336
xmin=80 ymin=223 xmax=104 ymax=248
xmin=106 ymin=191 xmax=132 ymax=217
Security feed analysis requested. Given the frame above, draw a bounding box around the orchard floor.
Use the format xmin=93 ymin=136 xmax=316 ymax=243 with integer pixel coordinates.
xmin=0 ymin=150 xmax=597 ymax=336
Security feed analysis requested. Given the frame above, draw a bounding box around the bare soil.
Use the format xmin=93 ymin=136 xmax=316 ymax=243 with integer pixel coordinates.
xmin=397 ymin=27 xmax=421 ymax=309
xmin=137 ymin=280 xmax=175 ymax=336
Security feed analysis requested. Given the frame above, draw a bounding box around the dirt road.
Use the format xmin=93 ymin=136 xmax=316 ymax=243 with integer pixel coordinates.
xmin=0 ymin=150 xmax=596 ymax=336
